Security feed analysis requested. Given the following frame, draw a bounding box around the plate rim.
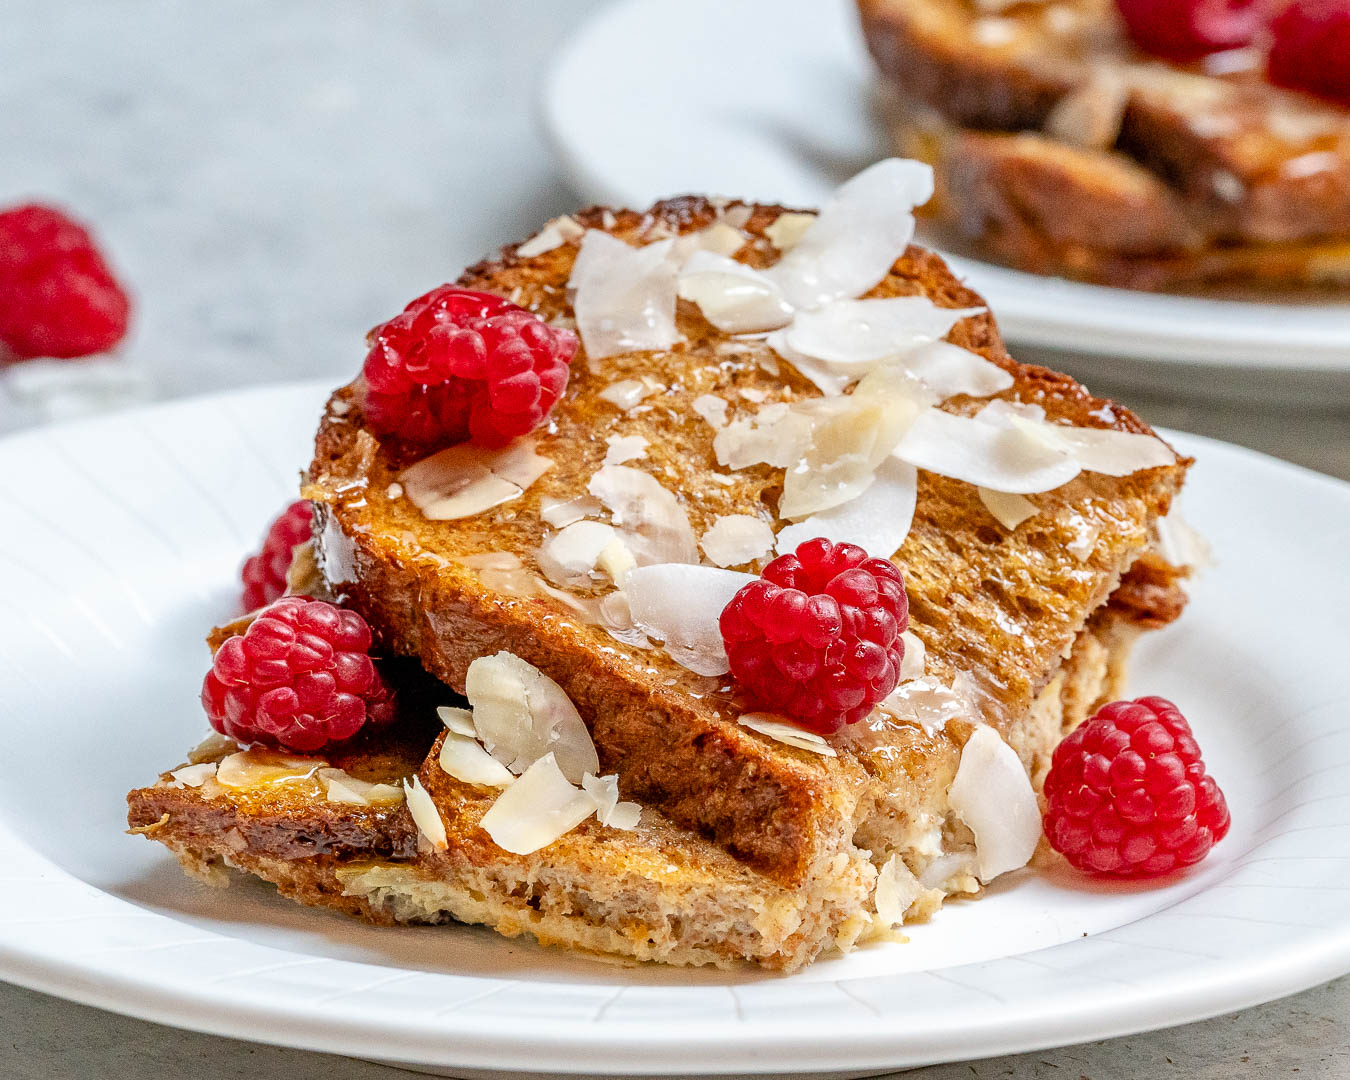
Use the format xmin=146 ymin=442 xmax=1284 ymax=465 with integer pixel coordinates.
xmin=0 ymin=381 xmax=1348 ymax=1074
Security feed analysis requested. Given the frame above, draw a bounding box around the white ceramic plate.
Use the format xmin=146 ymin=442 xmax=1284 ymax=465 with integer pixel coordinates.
xmin=540 ymin=0 xmax=1350 ymax=401
xmin=1 ymin=381 xmax=1349 ymax=1076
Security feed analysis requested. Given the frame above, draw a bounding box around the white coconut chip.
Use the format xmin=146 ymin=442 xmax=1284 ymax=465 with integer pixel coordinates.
xmin=920 ymin=851 xmax=979 ymax=892
xmin=948 ymin=726 xmax=1041 ymax=883
xmin=581 ymin=772 xmax=641 ymax=830
xmin=978 ymin=487 xmax=1038 ymax=530
xmin=738 ymin=713 xmax=838 ymax=757
xmin=764 ymin=158 xmax=934 ymax=310
xmin=891 ymin=407 xmax=1082 ymax=494
xmin=516 ymin=214 xmax=585 ymax=258
xmin=480 ymin=753 xmax=600 ymax=855
xmin=900 ymin=340 xmax=1014 ymax=400
xmin=878 ymin=676 xmax=974 ymax=734
xmin=539 ymin=494 xmax=603 ymax=528
xmin=318 ymin=768 xmax=405 ymax=806
xmin=569 ymin=231 xmax=682 ymax=361
xmin=596 ymin=535 xmax=638 ymax=585
xmin=436 ymin=706 xmax=477 ymax=737
xmin=215 ymin=750 xmax=324 ymax=788
xmin=622 ymin=564 xmax=758 ymax=676
xmin=464 ymin=652 xmax=600 ymax=784
xmin=700 ymin=514 xmax=775 ymax=567
xmin=1155 ymin=506 xmax=1210 ymax=572
xmin=538 ymin=520 xmax=620 ymax=588
xmin=771 ymin=297 xmax=985 ymax=379
xmin=691 ymin=393 xmax=730 ymax=430
xmin=598 ymin=376 xmax=664 ymax=411
xmin=776 ymin=456 xmax=918 ymax=559
xmin=671 ymin=221 xmax=748 ymax=260
xmin=677 ymin=251 xmax=794 ymax=334
xmin=603 ymin=434 xmax=649 ymax=465
xmin=763 ymin=211 xmax=817 ymax=251
xmin=874 ymin=854 xmax=924 ymax=927
xmin=169 ymin=763 xmax=217 ymax=789
xmin=399 ymin=439 xmax=553 ymax=521
xmin=588 ymin=465 xmax=699 ymax=566
xmin=438 ymin=731 xmax=517 ymax=788
xmin=405 ymin=776 xmax=448 ymax=851
xmin=898 ymin=629 xmax=926 ymax=682
xmin=979 ymin=398 xmax=1176 ymax=477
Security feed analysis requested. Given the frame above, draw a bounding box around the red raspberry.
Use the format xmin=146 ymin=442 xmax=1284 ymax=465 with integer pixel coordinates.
xmin=362 ymin=286 xmax=577 ymax=451
xmin=1044 ymin=696 xmax=1231 ymax=878
xmin=0 ymin=204 xmax=131 ymax=360
xmin=202 ymin=596 xmax=395 ymax=753
xmin=241 ymin=500 xmax=314 ymax=611
xmin=720 ymin=538 xmax=908 ymax=735
xmin=1113 ymin=0 xmax=1267 ymax=61
xmin=1268 ymin=0 xmax=1350 ymax=108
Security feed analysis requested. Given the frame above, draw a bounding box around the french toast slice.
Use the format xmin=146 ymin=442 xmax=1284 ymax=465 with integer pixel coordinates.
xmin=305 ymin=197 xmax=1188 ymax=894
xmin=858 ymin=0 xmax=1350 ymax=286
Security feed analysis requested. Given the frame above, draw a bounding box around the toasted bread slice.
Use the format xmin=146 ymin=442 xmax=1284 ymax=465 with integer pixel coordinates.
xmin=305 ymin=197 xmax=1187 ymax=892
xmin=858 ymin=0 xmax=1350 ymax=265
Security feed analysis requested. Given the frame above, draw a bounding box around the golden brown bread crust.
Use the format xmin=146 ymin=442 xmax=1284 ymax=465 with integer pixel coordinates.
xmin=307 ymin=197 xmax=1188 ymax=888
xmin=858 ymin=0 xmax=1350 ymax=285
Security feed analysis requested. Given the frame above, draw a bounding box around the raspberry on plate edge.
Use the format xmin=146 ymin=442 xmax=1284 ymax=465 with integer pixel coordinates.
xmin=241 ymin=499 xmax=314 ymax=611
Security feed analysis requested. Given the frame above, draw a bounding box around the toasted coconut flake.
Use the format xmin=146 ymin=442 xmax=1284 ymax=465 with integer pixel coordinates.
xmin=465 ymin=652 xmax=599 ymax=784
xmin=773 ymin=297 xmax=985 ymax=379
xmin=898 ymin=629 xmax=926 ymax=682
xmin=948 ymin=726 xmax=1041 ymax=883
xmin=186 ymin=731 xmax=240 ymax=764
xmin=539 ymin=494 xmax=602 ymax=528
xmin=764 ymin=158 xmax=933 ymax=309
xmin=516 ymin=214 xmax=585 ymax=258
xmin=874 ymin=854 xmax=923 ymax=926
xmin=569 ymin=231 xmax=681 ymax=361
xmin=215 ymin=749 xmax=325 ymax=789
xmin=598 ymin=376 xmax=664 ymax=411
xmin=318 ymin=767 xmax=406 ymax=806
xmin=439 ymin=731 xmax=517 ymax=788
xmin=691 ymin=393 xmax=730 ymax=430
xmin=678 ymin=251 xmax=794 ymax=334
xmin=580 ymin=772 xmax=641 ymax=830
xmin=480 ymin=753 xmax=598 ymax=855
xmin=891 ymin=407 xmax=1081 ymax=494
xmin=700 ymin=514 xmax=775 ymax=567
xmin=739 ymin=713 xmax=838 ymax=757
xmin=283 ymin=539 xmax=324 ymax=598
xmin=400 ymin=440 xmax=553 ymax=521
xmin=169 ymin=762 xmax=217 ymax=788
xmin=623 ymin=564 xmax=757 ymax=676
xmin=776 ymin=456 xmax=917 ymax=559
xmin=603 ymin=433 xmax=649 ymax=465
xmin=978 ymin=487 xmax=1038 ymax=530
xmin=537 ymin=520 xmax=618 ymax=588
xmin=437 ymin=705 xmax=477 ymax=737
xmin=763 ymin=211 xmax=817 ymax=251
xmin=405 ymin=775 xmax=448 ymax=851
xmin=588 ymin=465 xmax=699 ymax=565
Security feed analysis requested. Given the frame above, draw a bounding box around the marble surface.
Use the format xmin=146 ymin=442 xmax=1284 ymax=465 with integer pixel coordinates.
xmin=1 ymin=1 xmax=1347 ymax=1077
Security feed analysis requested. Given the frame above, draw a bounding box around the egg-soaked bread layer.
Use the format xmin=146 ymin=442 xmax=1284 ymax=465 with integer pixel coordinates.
xmin=306 ymin=196 xmax=1188 ymax=890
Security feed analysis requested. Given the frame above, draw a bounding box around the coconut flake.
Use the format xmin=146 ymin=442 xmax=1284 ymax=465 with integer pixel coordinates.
xmin=678 ymin=251 xmax=794 ymax=334
xmin=479 ymin=753 xmax=598 ymax=854
xmin=874 ymin=855 xmax=923 ymax=926
xmin=598 ymin=376 xmax=664 ymax=411
xmin=738 ymin=713 xmax=838 ymax=757
xmin=898 ymin=630 xmax=926 ymax=682
xmin=700 ymin=514 xmax=775 ymax=567
xmin=979 ymin=399 xmax=1176 ymax=477
xmin=764 ymin=159 xmax=934 ymax=310
xmin=622 ymin=564 xmax=757 ymax=676
xmin=437 ymin=705 xmax=477 ymax=737
xmin=878 ymin=676 xmax=974 ymax=734
xmin=900 ymin=340 xmax=1013 ymax=400
xmin=763 ymin=211 xmax=817 ymax=252
xmin=317 ymin=768 xmax=405 ymax=806
xmin=169 ymin=762 xmax=217 ymax=788
xmin=439 ymin=731 xmax=517 ymax=788
xmin=1155 ymin=507 xmax=1210 ymax=571
xmin=516 ymin=214 xmax=585 ymax=258
xmin=580 ymin=772 xmax=641 ymax=830
xmin=979 ymin=487 xmax=1038 ymax=530
xmin=713 ymin=402 xmax=814 ymax=469
xmin=596 ymin=536 xmax=637 ymax=585
xmin=892 ymin=407 xmax=1081 ymax=494
xmin=776 ymin=456 xmax=917 ymax=559
xmin=672 ymin=221 xmax=747 ymax=259
xmin=588 ymin=465 xmax=699 ymax=565
xmin=464 ymin=652 xmax=599 ymax=784
xmin=772 ymin=297 xmax=985 ymax=379
xmin=215 ymin=750 xmax=324 ymax=789
xmin=691 ymin=393 xmax=730 ymax=430
xmin=920 ymin=851 xmax=979 ymax=892
xmin=540 ymin=494 xmax=603 ymax=528
xmin=948 ymin=726 xmax=1041 ymax=883
xmin=400 ymin=440 xmax=553 ymax=521
xmin=603 ymin=434 xmax=649 ymax=465
xmin=405 ymin=776 xmax=448 ymax=851
xmin=569 ymin=231 xmax=681 ymax=361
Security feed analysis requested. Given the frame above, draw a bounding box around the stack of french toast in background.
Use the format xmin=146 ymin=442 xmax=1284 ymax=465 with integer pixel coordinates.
xmin=858 ymin=0 xmax=1350 ymax=290
xmin=128 ymin=159 xmax=1229 ymax=973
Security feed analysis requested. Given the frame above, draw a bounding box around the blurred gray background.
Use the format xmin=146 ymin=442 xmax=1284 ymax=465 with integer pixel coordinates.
xmin=0 ymin=1 xmax=1346 ymax=1077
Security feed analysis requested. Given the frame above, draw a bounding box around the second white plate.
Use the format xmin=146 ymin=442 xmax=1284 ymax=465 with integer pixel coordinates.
xmin=541 ymin=0 xmax=1350 ymax=399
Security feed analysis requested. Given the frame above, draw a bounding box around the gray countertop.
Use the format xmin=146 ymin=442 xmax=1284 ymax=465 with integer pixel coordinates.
xmin=1 ymin=2 xmax=1347 ymax=1077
